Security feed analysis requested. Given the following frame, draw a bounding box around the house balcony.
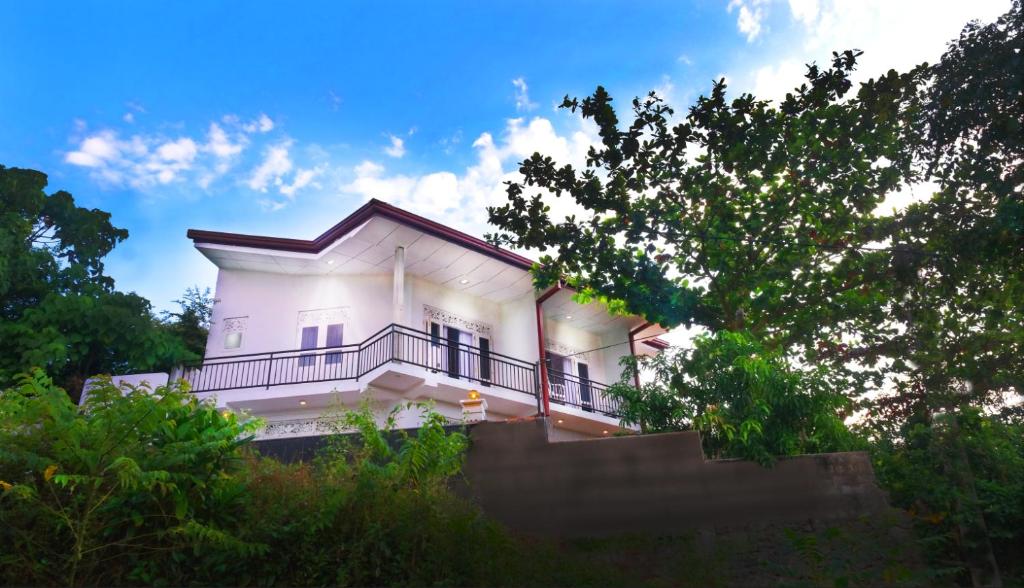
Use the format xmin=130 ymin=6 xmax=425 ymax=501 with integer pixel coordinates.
xmin=180 ymin=324 xmax=627 ymax=428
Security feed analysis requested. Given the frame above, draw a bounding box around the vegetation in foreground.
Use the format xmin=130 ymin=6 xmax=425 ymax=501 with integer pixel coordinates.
xmin=1 ymin=374 xmax=929 ymax=587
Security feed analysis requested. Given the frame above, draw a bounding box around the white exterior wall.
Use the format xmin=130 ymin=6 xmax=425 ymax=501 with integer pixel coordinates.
xmin=599 ymin=324 xmax=633 ymax=385
xmin=497 ymin=292 xmax=539 ymax=364
xmin=207 ymin=269 xmax=393 ymax=358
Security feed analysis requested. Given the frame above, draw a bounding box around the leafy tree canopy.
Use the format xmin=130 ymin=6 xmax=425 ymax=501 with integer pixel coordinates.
xmin=488 ymin=52 xmax=925 ymax=353
xmin=0 ymin=166 xmax=198 ymax=396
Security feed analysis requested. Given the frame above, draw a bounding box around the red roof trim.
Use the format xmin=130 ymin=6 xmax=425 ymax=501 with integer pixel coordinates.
xmin=186 ymin=199 xmax=535 ymax=270
xmin=642 ymin=337 xmax=670 ymax=350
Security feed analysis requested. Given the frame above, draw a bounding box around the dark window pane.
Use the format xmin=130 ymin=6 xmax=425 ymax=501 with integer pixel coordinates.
xmin=479 ymin=337 xmax=491 ymax=381
xmin=578 ymin=362 xmax=592 ymax=407
xmin=326 ymin=323 xmax=343 ymax=365
xmin=446 ymin=326 xmax=461 ymax=378
xmin=299 ymin=326 xmax=318 ymax=368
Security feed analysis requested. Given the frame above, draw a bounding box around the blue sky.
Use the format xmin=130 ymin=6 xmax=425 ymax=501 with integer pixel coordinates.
xmin=1 ymin=0 xmax=1009 ymax=314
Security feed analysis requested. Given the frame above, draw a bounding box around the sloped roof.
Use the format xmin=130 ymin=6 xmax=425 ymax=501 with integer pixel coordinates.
xmin=187 ymin=198 xmax=534 ymax=271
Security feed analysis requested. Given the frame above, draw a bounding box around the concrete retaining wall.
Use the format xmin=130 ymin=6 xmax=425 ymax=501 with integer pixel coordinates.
xmin=462 ymin=418 xmax=893 ymax=537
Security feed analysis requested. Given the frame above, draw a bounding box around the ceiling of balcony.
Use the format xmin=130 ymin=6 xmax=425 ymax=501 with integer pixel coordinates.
xmin=195 ymin=215 xmax=536 ymax=303
xmin=540 ymin=288 xmax=662 ymax=336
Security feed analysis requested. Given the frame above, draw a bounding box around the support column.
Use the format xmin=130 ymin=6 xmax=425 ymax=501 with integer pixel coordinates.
xmin=535 ymin=283 xmax=563 ymax=417
xmin=628 ymin=322 xmax=652 ymax=390
xmin=393 ymin=246 xmax=405 ymax=325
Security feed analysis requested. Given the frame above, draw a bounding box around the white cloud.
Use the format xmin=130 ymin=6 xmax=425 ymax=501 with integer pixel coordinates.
xmin=205 ymin=122 xmax=245 ymax=158
xmin=342 ymin=114 xmax=600 ymax=237
xmin=280 ymin=165 xmax=324 ymax=198
xmin=64 ymin=111 xmax=295 ymax=192
xmin=730 ymin=0 xmax=1009 ymax=100
xmin=245 ymin=141 xmax=324 ymax=206
xmin=728 ymin=0 xmax=769 ymax=42
xmin=512 ymin=77 xmax=538 ymax=112
xmin=156 ymin=137 xmax=198 ymax=162
xmin=787 ymin=0 xmax=819 ymax=27
xmin=241 ymin=113 xmax=274 ymax=133
xmin=248 ymin=141 xmax=294 ymax=192
xmin=384 ymin=134 xmax=406 ymax=158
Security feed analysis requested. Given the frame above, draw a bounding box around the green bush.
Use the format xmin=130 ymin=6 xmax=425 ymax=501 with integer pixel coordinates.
xmin=867 ymin=408 xmax=1024 ymax=585
xmin=0 ymin=370 xmax=261 ymax=586
xmin=609 ymin=331 xmax=858 ymax=465
xmin=0 ymin=375 xmax=619 ymax=587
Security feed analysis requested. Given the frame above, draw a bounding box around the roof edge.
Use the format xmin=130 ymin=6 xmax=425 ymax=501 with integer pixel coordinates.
xmin=187 ymin=199 xmax=535 ymax=270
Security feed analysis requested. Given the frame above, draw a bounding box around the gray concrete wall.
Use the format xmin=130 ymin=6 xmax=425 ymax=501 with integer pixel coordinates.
xmin=462 ymin=418 xmax=893 ymax=537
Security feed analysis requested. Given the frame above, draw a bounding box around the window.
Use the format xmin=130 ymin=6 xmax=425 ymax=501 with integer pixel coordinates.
xmin=545 ymin=352 xmax=568 ymax=385
xmin=325 ymin=323 xmax=343 ymax=365
xmin=224 ymin=332 xmax=242 ymax=349
xmin=578 ymin=362 xmax=592 ymax=409
xmin=222 ymin=317 xmax=247 ymax=350
xmin=445 ymin=325 xmax=462 ymax=378
xmin=430 ymin=322 xmax=441 ymax=347
xmin=424 ymin=310 xmax=492 ymax=381
xmin=479 ymin=337 xmax=491 ymax=382
xmin=298 ymin=326 xmax=318 ymax=368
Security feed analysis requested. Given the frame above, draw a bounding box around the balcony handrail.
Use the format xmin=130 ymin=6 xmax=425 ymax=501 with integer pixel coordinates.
xmin=183 ymin=323 xmax=538 ymax=396
xmin=547 ymin=366 xmax=622 ymax=418
xmin=192 ymin=322 xmax=534 ymax=366
xmin=180 ymin=323 xmax=625 ymax=420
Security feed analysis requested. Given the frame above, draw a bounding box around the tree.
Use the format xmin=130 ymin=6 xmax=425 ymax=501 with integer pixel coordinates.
xmin=611 ymin=331 xmax=857 ymax=465
xmin=161 ymin=286 xmax=214 ymax=359
xmin=488 ymin=52 xmax=924 ymax=355
xmin=841 ymin=4 xmax=1024 ymax=585
xmin=0 ymin=166 xmax=195 ymax=397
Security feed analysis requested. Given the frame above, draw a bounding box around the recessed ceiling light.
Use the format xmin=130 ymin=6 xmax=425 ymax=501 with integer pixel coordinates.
xmin=459 ymin=278 xmax=470 ymax=285
xmin=565 ymin=315 xmax=573 ymax=320
xmin=557 ymin=419 xmax=564 ymax=424
xmin=299 ymin=400 xmax=307 ymax=406
xmin=326 ymin=259 xmax=335 ymax=265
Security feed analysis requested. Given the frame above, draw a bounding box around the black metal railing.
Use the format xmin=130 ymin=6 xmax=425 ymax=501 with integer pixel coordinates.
xmin=547 ymin=368 xmax=622 ymax=417
xmin=182 ymin=323 xmax=627 ymax=420
xmin=182 ymin=324 xmax=540 ymax=403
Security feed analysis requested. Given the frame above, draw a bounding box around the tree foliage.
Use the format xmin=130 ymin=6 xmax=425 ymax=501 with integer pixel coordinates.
xmin=611 ymin=331 xmax=857 ymax=465
xmin=160 ymin=286 xmax=214 ymax=359
xmin=488 ymin=52 xmax=924 ymax=350
xmin=0 ymin=166 xmax=197 ymax=397
xmin=0 ymin=378 xmax=625 ymax=587
xmin=0 ymin=371 xmax=260 ymax=586
xmin=864 ymin=408 xmax=1024 ymax=585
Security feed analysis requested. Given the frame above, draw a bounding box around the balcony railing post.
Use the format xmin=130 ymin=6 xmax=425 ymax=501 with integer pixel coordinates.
xmin=533 ymin=361 xmax=542 ymax=415
xmin=264 ymin=352 xmax=274 ymax=389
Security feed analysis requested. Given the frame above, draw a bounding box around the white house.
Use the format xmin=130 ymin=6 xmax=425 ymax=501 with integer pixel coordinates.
xmin=178 ymin=199 xmax=668 ymax=441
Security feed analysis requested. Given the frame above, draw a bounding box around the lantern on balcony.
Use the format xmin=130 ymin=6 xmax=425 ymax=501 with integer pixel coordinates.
xmin=460 ymin=389 xmax=487 ymax=423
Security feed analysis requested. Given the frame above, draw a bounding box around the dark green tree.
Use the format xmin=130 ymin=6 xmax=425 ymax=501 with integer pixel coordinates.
xmin=0 ymin=166 xmax=194 ymax=398
xmin=844 ymin=4 xmax=1023 ymax=585
xmin=488 ymin=51 xmax=924 ymax=354
xmin=161 ymin=286 xmax=214 ymax=359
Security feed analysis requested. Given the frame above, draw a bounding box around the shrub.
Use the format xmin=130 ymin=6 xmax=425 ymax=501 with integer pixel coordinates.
xmin=609 ymin=331 xmax=859 ymax=465
xmin=0 ymin=370 xmax=261 ymax=586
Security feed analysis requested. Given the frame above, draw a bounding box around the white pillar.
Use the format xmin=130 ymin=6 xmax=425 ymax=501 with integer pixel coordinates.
xmin=393 ymin=246 xmax=405 ymax=325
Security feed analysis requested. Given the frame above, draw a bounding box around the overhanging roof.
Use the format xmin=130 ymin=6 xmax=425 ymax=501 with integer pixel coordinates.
xmin=187 ymin=198 xmax=533 ymax=271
